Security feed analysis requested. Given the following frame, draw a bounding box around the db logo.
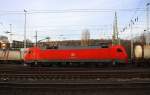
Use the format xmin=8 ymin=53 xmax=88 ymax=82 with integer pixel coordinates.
xmin=70 ymin=53 xmax=76 ymax=58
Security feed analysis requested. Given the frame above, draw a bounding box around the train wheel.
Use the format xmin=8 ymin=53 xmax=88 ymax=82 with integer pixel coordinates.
xmin=86 ymin=62 xmax=96 ymax=68
xmin=30 ymin=63 xmax=35 ymax=67
xmin=61 ymin=62 xmax=67 ymax=67
xmin=112 ymin=60 xmax=117 ymax=66
xmin=112 ymin=60 xmax=120 ymax=67
xmin=79 ymin=62 xmax=85 ymax=67
xmin=51 ymin=63 xmax=58 ymax=67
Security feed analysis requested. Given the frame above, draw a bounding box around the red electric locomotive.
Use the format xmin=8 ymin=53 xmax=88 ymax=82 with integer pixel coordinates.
xmin=24 ymin=45 xmax=128 ymax=66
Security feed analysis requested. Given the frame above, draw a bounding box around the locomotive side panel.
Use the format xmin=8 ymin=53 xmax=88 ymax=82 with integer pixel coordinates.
xmin=41 ymin=48 xmax=112 ymax=61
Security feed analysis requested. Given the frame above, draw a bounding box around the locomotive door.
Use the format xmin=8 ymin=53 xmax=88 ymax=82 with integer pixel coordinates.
xmin=111 ymin=48 xmax=123 ymax=64
xmin=116 ymin=48 xmax=124 ymax=62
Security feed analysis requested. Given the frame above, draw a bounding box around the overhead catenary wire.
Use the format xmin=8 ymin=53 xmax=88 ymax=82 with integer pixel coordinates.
xmin=0 ymin=8 xmax=148 ymax=15
xmin=0 ymin=6 xmax=148 ymax=41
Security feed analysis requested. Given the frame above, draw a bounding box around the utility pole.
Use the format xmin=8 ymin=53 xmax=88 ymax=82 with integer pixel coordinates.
xmin=9 ymin=24 xmax=12 ymax=41
xmin=146 ymin=3 xmax=150 ymax=45
xmin=130 ymin=22 xmax=133 ymax=59
xmin=9 ymin=24 xmax=12 ymax=47
xmin=147 ymin=3 xmax=150 ymax=31
xmin=5 ymin=24 xmax=13 ymax=48
xmin=24 ymin=9 xmax=27 ymax=49
xmin=23 ymin=9 xmax=27 ymax=66
xmin=115 ymin=12 xmax=119 ymax=40
xmin=35 ymin=31 xmax=37 ymax=47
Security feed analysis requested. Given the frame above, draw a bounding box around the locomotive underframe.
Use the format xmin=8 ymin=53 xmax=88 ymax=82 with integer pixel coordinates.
xmin=25 ymin=59 xmax=127 ymax=67
xmin=0 ymin=60 xmax=23 ymax=64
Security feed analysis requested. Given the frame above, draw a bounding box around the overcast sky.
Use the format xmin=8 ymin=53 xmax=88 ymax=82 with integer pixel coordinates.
xmin=0 ymin=0 xmax=149 ymax=42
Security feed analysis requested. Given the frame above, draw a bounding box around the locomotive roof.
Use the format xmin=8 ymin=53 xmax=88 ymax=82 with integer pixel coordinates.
xmin=45 ymin=45 xmax=110 ymax=50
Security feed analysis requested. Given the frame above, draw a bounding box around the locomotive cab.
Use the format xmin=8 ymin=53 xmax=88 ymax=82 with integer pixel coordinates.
xmin=112 ymin=45 xmax=128 ymax=64
xmin=24 ymin=47 xmax=40 ymax=64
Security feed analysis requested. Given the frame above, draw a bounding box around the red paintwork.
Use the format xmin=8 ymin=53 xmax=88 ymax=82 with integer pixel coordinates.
xmin=24 ymin=45 xmax=128 ymax=64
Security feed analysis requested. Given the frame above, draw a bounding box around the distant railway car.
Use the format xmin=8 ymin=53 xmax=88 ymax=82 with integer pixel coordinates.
xmin=134 ymin=44 xmax=150 ymax=64
xmin=24 ymin=45 xmax=128 ymax=66
xmin=0 ymin=49 xmax=25 ymax=64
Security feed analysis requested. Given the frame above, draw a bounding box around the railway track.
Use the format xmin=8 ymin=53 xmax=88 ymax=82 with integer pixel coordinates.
xmin=0 ymin=67 xmax=150 ymax=81
xmin=0 ymin=80 xmax=150 ymax=95
xmin=0 ymin=65 xmax=150 ymax=95
xmin=0 ymin=73 xmax=150 ymax=81
xmin=0 ymin=64 xmax=149 ymax=81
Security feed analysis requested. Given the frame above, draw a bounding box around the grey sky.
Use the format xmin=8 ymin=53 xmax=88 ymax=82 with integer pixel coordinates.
xmin=0 ymin=0 xmax=149 ymax=42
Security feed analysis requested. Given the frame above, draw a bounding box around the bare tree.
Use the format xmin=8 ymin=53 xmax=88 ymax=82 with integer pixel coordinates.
xmin=81 ymin=29 xmax=91 ymax=46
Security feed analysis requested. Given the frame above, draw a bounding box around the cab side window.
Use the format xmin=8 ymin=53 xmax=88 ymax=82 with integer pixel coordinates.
xmin=28 ymin=50 xmax=32 ymax=54
xmin=117 ymin=48 xmax=122 ymax=52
